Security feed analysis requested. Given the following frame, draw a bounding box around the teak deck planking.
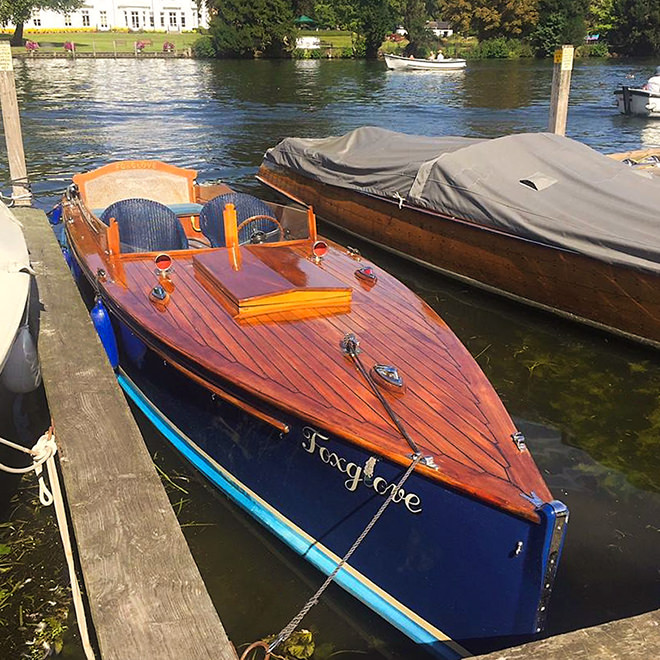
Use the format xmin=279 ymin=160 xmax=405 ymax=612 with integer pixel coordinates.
xmin=64 ymin=197 xmax=553 ymax=523
xmin=257 ymin=165 xmax=660 ymax=349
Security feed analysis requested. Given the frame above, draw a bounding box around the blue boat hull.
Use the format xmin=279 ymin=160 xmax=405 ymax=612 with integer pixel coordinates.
xmin=115 ymin=347 xmax=567 ymax=658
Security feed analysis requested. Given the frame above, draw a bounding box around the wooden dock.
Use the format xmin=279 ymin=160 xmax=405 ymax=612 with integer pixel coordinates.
xmin=11 ymin=204 xmax=237 ymax=660
xmin=474 ymin=609 xmax=660 ymax=659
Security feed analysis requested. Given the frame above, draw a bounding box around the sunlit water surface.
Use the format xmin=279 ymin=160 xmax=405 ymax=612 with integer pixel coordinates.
xmin=1 ymin=57 xmax=658 ymax=659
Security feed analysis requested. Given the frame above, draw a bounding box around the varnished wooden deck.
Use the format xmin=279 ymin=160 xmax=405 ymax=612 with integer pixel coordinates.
xmin=64 ymin=195 xmax=553 ymax=523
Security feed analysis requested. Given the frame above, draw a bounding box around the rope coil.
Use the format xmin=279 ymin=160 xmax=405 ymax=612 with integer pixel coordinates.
xmin=0 ymin=429 xmax=96 ymax=660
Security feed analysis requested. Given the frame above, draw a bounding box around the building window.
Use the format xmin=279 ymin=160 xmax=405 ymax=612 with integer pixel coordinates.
xmin=82 ymin=10 xmax=90 ymax=27
xmin=100 ymin=10 xmax=108 ymax=28
xmin=169 ymin=11 xmax=177 ymax=28
xmin=150 ymin=12 xmax=154 ymax=28
xmin=32 ymin=11 xmax=42 ymax=27
xmin=131 ymin=11 xmax=139 ymax=28
xmin=180 ymin=13 xmax=186 ymax=28
xmin=160 ymin=12 xmax=165 ymax=28
xmin=64 ymin=13 xmax=72 ymax=27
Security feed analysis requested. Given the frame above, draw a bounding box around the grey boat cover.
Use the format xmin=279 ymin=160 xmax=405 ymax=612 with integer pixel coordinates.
xmin=263 ymin=127 xmax=660 ymax=274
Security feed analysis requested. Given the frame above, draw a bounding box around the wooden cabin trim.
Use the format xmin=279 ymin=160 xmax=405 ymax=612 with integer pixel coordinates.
xmin=73 ymin=160 xmax=197 ymax=210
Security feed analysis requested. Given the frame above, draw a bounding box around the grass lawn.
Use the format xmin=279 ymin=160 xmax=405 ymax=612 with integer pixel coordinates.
xmin=1 ymin=31 xmax=199 ymax=55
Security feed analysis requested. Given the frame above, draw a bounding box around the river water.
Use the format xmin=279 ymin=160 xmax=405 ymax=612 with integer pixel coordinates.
xmin=1 ymin=57 xmax=659 ymax=659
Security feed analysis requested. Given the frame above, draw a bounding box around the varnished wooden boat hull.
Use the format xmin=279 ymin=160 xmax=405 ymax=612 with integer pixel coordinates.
xmin=258 ymin=165 xmax=660 ymax=349
xmin=58 ymin=159 xmax=568 ymax=654
xmin=58 ymin=224 xmax=568 ymax=656
xmin=116 ymin=347 xmax=566 ymax=655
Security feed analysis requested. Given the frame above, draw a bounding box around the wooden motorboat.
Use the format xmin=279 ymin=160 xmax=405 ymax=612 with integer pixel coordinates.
xmin=258 ymin=128 xmax=660 ymax=349
xmin=384 ymin=53 xmax=466 ymax=71
xmin=60 ymin=160 xmax=567 ymax=658
xmin=615 ymin=85 xmax=660 ymax=118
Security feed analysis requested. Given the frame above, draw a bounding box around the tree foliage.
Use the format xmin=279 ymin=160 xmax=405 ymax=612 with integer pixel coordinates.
xmin=438 ymin=0 xmax=538 ymax=40
xmin=532 ymin=0 xmax=588 ymax=53
xmin=402 ymin=0 xmax=434 ymax=56
xmin=610 ymin=0 xmax=660 ymax=55
xmin=207 ymin=0 xmax=296 ymax=57
xmin=354 ymin=0 xmax=392 ymax=58
xmin=0 ymin=0 xmax=82 ymax=45
xmin=587 ymin=0 xmax=615 ymax=34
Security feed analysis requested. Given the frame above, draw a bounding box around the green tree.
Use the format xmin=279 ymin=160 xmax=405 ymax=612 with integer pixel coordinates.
xmin=355 ymin=0 xmax=393 ymax=57
xmin=610 ymin=0 xmax=660 ymax=55
xmin=438 ymin=0 xmax=538 ymax=40
xmin=587 ymin=0 xmax=615 ymax=35
xmin=206 ymin=0 xmax=295 ymax=57
xmin=313 ymin=2 xmax=337 ymax=28
xmin=0 ymin=0 xmax=82 ymax=46
xmin=402 ymin=0 xmax=433 ymax=56
xmin=532 ymin=0 xmax=588 ymax=53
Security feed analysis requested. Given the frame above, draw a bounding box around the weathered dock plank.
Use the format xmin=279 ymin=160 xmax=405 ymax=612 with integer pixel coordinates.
xmin=11 ymin=204 xmax=237 ymax=660
xmin=474 ymin=609 xmax=660 ymax=659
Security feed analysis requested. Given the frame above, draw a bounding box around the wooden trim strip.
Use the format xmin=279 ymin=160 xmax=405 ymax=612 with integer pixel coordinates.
xmin=158 ymin=351 xmax=290 ymax=434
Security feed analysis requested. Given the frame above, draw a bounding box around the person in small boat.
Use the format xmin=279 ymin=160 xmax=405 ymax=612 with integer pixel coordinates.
xmin=436 ymin=50 xmax=445 ymax=60
xmin=644 ymin=66 xmax=660 ymax=93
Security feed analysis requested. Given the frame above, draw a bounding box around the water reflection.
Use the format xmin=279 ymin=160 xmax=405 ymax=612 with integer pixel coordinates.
xmin=0 ymin=57 xmax=659 ymax=657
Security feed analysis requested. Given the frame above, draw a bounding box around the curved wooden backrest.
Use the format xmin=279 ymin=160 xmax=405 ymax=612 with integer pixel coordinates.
xmin=73 ymin=161 xmax=197 ymax=211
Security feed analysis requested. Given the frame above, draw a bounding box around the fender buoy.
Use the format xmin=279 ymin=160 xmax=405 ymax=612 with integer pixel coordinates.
xmin=119 ymin=322 xmax=146 ymax=367
xmin=90 ymin=298 xmax=119 ymax=369
xmin=0 ymin=325 xmax=42 ymax=394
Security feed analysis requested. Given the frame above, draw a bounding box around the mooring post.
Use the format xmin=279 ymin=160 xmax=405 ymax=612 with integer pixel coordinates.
xmin=548 ymin=45 xmax=574 ymax=136
xmin=0 ymin=42 xmax=31 ymax=206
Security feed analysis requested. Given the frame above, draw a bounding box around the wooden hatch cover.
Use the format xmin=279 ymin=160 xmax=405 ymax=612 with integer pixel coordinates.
xmin=193 ymin=245 xmax=352 ymax=318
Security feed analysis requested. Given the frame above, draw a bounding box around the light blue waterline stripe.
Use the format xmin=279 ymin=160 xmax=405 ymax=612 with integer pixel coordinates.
xmin=117 ymin=372 xmax=462 ymax=660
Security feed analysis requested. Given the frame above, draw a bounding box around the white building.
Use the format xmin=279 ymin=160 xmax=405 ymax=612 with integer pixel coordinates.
xmin=26 ymin=1 xmax=208 ymax=32
xmin=426 ymin=21 xmax=453 ymax=38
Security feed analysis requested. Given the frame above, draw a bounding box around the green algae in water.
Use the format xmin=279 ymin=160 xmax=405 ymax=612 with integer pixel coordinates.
xmin=0 ymin=478 xmax=72 ymax=659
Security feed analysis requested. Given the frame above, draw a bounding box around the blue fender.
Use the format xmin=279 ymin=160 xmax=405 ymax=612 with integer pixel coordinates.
xmin=47 ymin=204 xmax=62 ymax=225
xmin=90 ymin=298 xmax=119 ymax=369
xmin=119 ymin=322 xmax=147 ymax=367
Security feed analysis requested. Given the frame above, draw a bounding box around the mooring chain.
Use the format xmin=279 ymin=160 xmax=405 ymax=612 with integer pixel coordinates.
xmin=267 ymin=452 xmax=423 ymax=655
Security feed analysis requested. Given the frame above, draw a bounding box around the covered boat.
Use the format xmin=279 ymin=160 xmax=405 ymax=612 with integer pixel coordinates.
xmin=0 ymin=202 xmax=41 ymax=394
xmin=258 ymin=127 xmax=660 ymax=348
xmin=60 ymin=160 xmax=567 ymax=658
xmin=384 ymin=53 xmax=466 ymax=71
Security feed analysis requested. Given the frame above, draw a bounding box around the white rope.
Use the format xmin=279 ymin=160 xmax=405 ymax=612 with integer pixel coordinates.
xmin=0 ymin=430 xmax=96 ymax=659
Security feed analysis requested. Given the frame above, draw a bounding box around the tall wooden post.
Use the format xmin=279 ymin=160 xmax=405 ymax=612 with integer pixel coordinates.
xmin=548 ymin=45 xmax=574 ymax=136
xmin=0 ymin=43 xmax=31 ymax=206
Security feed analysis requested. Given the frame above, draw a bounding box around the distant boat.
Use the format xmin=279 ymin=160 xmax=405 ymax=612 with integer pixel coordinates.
xmin=59 ymin=159 xmax=567 ymax=658
xmin=259 ymin=127 xmax=660 ymax=349
xmin=384 ymin=53 xmax=466 ymax=71
xmin=615 ymin=86 xmax=660 ymax=118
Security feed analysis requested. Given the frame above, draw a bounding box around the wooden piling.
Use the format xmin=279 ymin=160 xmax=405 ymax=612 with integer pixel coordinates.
xmin=0 ymin=43 xmax=31 ymax=206
xmin=11 ymin=204 xmax=237 ymax=660
xmin=548 ymin=45 xmax=574 ymax=136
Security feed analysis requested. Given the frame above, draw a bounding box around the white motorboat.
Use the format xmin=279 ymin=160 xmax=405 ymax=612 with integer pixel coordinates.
xmin=384 ymin=53 xmax=466 ymax=71
xmin=615 ymin=86 xmax=660 ymax=118
xmin=0 ymin=203 xmax=41 ymax=394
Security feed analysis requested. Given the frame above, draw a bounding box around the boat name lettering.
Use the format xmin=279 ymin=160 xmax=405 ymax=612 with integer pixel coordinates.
xmin=301 ymin=427 xmax=422 ymax=514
